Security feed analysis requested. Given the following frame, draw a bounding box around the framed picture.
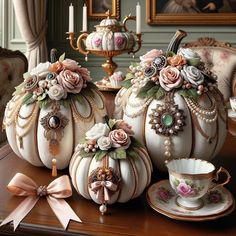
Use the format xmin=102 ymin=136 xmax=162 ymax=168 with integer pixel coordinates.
xmin=146 ymin=0 xmax=236 ymax=25
xmin=87 ymin=0 xmax=120 ymax=20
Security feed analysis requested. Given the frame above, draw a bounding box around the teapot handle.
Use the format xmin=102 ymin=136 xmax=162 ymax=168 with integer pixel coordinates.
xmin=123 ymin=14 xmax=136 ymax=33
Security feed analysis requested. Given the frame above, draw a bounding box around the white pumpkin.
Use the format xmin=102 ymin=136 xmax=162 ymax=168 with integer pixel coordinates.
xmin=69 ymin=146 xmax=152 ymax=206
xmin=85 ymin=18 xmax=135 ymax=51
xmin=114 ymin=87 xmax=227 ymax=171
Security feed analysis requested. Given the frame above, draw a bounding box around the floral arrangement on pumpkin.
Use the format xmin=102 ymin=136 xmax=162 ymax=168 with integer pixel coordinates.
xmin=76 ymin=119 xmax=143 ymax=160
xmin=14 ymin=54 xmax=97 ymax=108
xmin=123 ymin=48 xmax=217 ymax=100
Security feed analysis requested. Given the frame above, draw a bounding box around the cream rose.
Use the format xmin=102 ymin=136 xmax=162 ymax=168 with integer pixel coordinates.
xmin=178 ymin=48 xmax=201 ymax=66
xmin=57 ymin=70 xmax=84 ymax=93
xmin=47 ymin=84 xmax=66 ymax=100
xmin=181 ymin=65 xmax=204 ymax=87
xmin=109 ymin=129 xmax=131 ymax=149
xmin=159 ymin=66 xmax=183 ymax=91
xmin=62 ymin=59 xmax=79 ymax=71
xmin=140 ymin=49 xmax=163 ymax=65
xmin=30 ymin=62 xmax=51 ymax=78
xmin=85 ymin=123 xmax=110 ymax=140
xmin=97 ymin=136 xmax=112 ymax=150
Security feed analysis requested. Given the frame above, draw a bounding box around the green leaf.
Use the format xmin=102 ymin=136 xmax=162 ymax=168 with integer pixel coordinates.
xmin=131 ymin=137 xmax=145 ymax=148
xmin=109 ymin=148 xmax=127 ymax=160
xmin=131 ymin=62 xmax=139 ymax=67
xmin=13 ymin=82 xmax=25 ymax=96
xmin=79 ymin=149 xmax=95 ymax=158
xmin=137 ymin=81 xmax=155 ymax=99
xmin=95 ymin=150 xmax=107 ymax=161
xmin=126 ymin=72 xmax=135 ymax=80
xmin=38 ymin=98 xmax=52 ymax=109
xmin=87 ymin=82 xmax=98 ymax=90
xmin=122 ymin=79 xmax=132 ymax=89
xmin=23 ymin=72 xmax=30 ymax=79
xmin=155 ymin=86 xmax=165 ymax=100
xmin=59 ymin=99 xmax=70 ymax=108
xmin=179 ymin=88 xmax=198 ymax=101
xmin=37 ymin=93 xmax=47 ymax=101
xmin=147 ymin=85 xmax=159 ymax=98
xmin=81 ymin=88 xmax=94 ymax=98
xmin=108 ymin=119 xmax=116 ymax=130
xmin=59 ymin=52 xmax=65 ymax=62
xmin=165 ymin=51 xmax=175 ymax=57
xmin=127 ymin=148 xmax=139 ymax=159
xmin=70 ymin=94 xmax=84 ymax=104
xmin=22 ymin=93 xmax=33 ymax=105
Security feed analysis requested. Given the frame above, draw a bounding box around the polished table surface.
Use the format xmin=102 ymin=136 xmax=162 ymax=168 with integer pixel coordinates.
xmin=0 ymin=132 xmax=236 ymax=236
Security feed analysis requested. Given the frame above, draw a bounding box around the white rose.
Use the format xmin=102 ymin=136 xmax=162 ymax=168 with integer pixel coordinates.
xmin=85 ymin=123 xmax=110 ymax=140
xmin=177 ymin=48 xmax=201 ymax=66
xmin=38 ymin=80 xmax=48 ymax=88
xmin=47 ymin=84 xmax=67 ymax=100
xmin=30 ymin=62 xmax=51 ymax=78
xmin=97 ymin=136 xmax=112 ymax=150
xmin=181 ymin=65 xmax=204 ymax=87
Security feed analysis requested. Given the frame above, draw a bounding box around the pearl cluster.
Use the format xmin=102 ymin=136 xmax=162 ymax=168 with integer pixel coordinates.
xmin=76 ymin=141 xmax=98 ymax=153
xmin=185 ymin=97 xmax=218 ymax=123
xmin=164 ymin=137 xmax=172 ymax=158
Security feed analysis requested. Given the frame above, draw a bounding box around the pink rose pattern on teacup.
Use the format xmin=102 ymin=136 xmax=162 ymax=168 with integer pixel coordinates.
xmin=176 ymin=183 xmax=194 ymax=197
xmin=115 ymin=35 xmax=125 ymax=48
xmin=159 ymin=66 xmax=183 ymax=91
xmin=93 ymin=37 xmax=102 ymax=47
xmin=156 ymin=187 xmax=173 ymax=203
xmin=207 ymin=190 xmax=223 ymax=204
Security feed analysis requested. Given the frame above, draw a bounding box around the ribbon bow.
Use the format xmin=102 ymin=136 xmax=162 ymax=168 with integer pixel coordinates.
xmin=91 ymin=180 xmax=118 ymax=203
xmin=0 ymin=173 xmax=82 ymax=231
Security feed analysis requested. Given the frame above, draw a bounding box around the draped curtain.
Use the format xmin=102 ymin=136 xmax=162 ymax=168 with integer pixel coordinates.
xmin=13 ymin=0 xmax=48 ymax=71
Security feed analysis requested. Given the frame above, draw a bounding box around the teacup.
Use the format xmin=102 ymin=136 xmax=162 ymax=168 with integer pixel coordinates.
xmin=230 ymin=96 xmax=236 ymax=112
xmin=165 ymin=158 xmax=231 ymax=210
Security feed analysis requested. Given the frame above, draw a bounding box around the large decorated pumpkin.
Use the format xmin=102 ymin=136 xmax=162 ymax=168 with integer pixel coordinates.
xmin=3 ymin=56 xmax=107 ymax=173
xmin=69 ymin=119 xmax=152 ymax=213
xmin=114 ymin=32 xmax=227 ymax=171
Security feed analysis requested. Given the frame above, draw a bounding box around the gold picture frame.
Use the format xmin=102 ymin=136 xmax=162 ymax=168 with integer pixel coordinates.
xmin=87 ymin=0 xmax=120 ymax=20
xmin=146 ymin=0 xmax=236 ymax=25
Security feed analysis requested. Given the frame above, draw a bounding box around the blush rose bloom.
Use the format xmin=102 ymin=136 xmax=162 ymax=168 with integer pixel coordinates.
xmin=159 ymin=66 xmax=183 ymax=91
xmin=47 ymin=84 xmax=67 ymax=100
xmin=167 ymin=54 xmax=186 ymax=67
xmin=114 ymin=120 xmax=134 ymax=136
xmin=62 ymin=59 xmax=79 ymax=71
xmin=109 ymin=129 xmax=131 ymax=149
xmin=57 ymin=70 xmax=84 ymax=93
xmin=181 ymin=65 xmax=204 ymax=87
xmin=176 ymin=183 xmax=194 ymax=197
xmin=140 ymin=49 xmax=163 ymax=65
xmin=49 ymin=61 xmax=64 ymax=73
xmin=85 ymin=123 xmax=110 ymax=140
xmin=77 ymin=67 xmax=92 ymax=81
xmin=97 ymin=136 xmax=112 ymax=150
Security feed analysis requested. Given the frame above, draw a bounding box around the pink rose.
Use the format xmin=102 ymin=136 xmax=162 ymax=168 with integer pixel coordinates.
xmin=109 ymin=129 xmax=131 ymax=149
xmin=77 ymin=67 xmax=92 ymax=81
xmin=159 ymin=66 xmax=183 ymax=91
xmin=140 ymin=49 xmax=163 ymax=65
xmin=93 ymin=37 xmax=102 ymax=47
xmin=176 ymin=183 xmax=194 ymax=197
xmin=115 ymin=35 xmax=124 ymax=47
xmin=62 ymin=59 xmax=79 ymax=71
xmin=114 ymin=120 xmax=134 ymax=136
xmin=57 ymin=70 xmax=84 ymax=93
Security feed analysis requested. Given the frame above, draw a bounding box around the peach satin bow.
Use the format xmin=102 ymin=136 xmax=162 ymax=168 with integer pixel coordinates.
xmin=0 ymin=173 xmax=82 ymax=231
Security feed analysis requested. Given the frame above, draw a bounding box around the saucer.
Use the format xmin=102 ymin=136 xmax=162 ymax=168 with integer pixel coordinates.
xmin=147 ymin=180 xmax=235 ymax=221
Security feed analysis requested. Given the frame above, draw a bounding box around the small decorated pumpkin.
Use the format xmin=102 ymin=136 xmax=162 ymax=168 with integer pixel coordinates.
xmin=69 ymin=119 xmax=153 ymax=214
xmin=3 ymin=55 xmax=107 ymax=174
xmin=114 ymin=33 xmax=227 ymax=171
xmin=85 ymin=16 xmax=135 ymax=51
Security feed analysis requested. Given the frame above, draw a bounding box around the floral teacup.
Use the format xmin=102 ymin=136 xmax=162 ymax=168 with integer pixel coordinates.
xmin=165 ymin=158 xmax=231 ymax=210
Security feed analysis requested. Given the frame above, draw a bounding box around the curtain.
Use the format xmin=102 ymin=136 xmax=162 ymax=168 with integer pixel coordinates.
xmin=13 ymin=0 xmax=48 ymax=71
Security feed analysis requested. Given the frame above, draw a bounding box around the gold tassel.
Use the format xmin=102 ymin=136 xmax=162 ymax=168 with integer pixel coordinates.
xmin=49 ymin=139 xmax=60 ymax=156
xmin=52 ymin=158 xmax=57 ymax=177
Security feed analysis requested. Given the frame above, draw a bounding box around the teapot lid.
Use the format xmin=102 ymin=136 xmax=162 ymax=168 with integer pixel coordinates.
xmin=99 ymin=10 xmax=120 ymax=27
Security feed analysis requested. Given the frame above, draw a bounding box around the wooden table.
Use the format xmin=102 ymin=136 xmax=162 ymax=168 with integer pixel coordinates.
xmin=0 ymin=133 xmax=236 ymax=236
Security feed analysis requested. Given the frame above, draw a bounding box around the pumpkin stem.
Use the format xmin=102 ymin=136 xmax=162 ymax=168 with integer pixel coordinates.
xmin=166 ymin=30 xmax=187 ymax=54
